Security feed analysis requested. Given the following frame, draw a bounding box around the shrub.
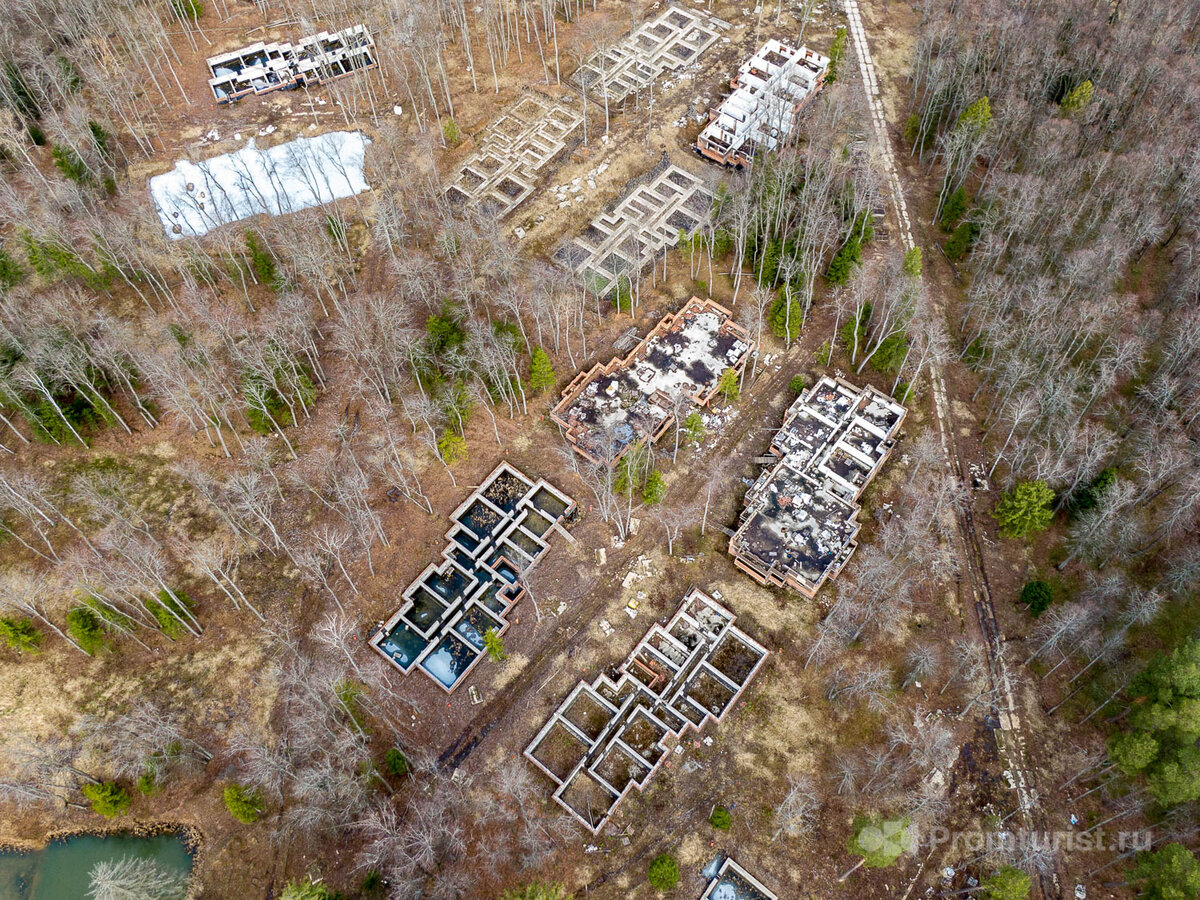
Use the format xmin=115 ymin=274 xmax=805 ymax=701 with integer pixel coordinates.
xmin=709 ymin=806 xmax=732 ymax=830
xmin=528 ymin=347 xmax=556 ymax=393
xmin=612 ymin=275 xmax=633 ymax=312
xmin=483 ymin=627 xmax=507 ymax=663
xmin=1067 ymin=467 xmax=1116 ymax=519
xmin=992 ymin=481 xmax=1055 ymax=539
xmin=244 ymin=230 xmax=278 ymax=288
xmin=383 ymin=747 xmax=408 ymax=777
xmin=683 ymin=411 xmax=706 ymax=445
xmin=242 ymin=374 xmax=293 ymax=434
xmin=869 ymin=333 xmax=909 ymax=374
xmin=826 ymin=236 xmax=861 ymax=285
xmin=67 ymin=606 xmax=108 ymax=655
xmin=641 ymin=470 xmax=666 ymax=505
xmin=753 ymin=238 xmax=781 ymax=287
xmin=945 ymin=220 xmax=980 ymax=260
xmin=3 ymin=60 xmax=41 ymax=120
xmin=361 ymin=870 xmax=383 ymax=894
xmin=223 ymin=783 xmax=264 ymax=824
xmin=136 ymin=769 xmax=163 ymax=796
xmin=718 ymin=368 xmax=740 ymax=403
xmin=768 ymin=294 xmax=803 ymax=342
xmin=826 ymin=27 xmax=847 ymax=83
xmin=442 ymin=118 xmax=461 ymax=147
xmin=425 ymin=309 xmax=466 ymax=356
xmin=1019 ymin=580 xmax=1053 ymax=617
xmin=841 ymin=304 xmax=871 ymax=356
xmin=847 ymin=815 xmax=914 ymax=868
xmin=827 ymin=213 xmax=873 ymax=285
xmin=981 ymin=865 xmax=1031 ymax=900
xmin=1059 ymin=79 xmax=1093 ymax=114
xmin=87 ymin=121 xmax=112 ymax=160
xmin=55 ymin=55 xmax=83 ymax=93
xmin=52 ymin=145 xmax=89 ymax=182
xmin=0 ymin=616 xmax=43 ymax=653
xmin=817 ymin=339 xmax=833 ymax=366
xmin=147 ymin=589 xmax=193 ymax=639
xmin=0 ymin=244 xmax=26 ymax=290
xmin=437 ymin=431 xmax=467 ymax=465
xmin=647 ymin=853 xmax=680 ymax=891
xmin=171 ymin=0 xmax=204 ymax=20
xmin=789 ymin=374 xmax=808 ymax=395
xmin=83 ymin=781 xmax=131 ymax=818
xmin=902 ymin=246 xmax=923 ymax=278
xmin=336 ymin=680 xmax=369 ymax=734
xmin=939 ymin=187 xmax=968 ymax=231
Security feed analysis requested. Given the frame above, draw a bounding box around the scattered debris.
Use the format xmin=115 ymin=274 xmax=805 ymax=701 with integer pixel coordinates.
xmin=551 ymin=298 xmax=753 ymax=466
xmin=206 ymin=24 xmax=377 ymax=104
xmin=730 ymin=376 xmax=906 ymax=597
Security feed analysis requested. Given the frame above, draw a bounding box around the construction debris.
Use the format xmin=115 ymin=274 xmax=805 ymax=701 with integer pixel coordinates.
xmin=551 ymin=297 xmax=753 ymax=465
xmin=729 ymin=376 xmax=906 ymax=596
xmin=206 ymin=25 xmax=377 ymax=104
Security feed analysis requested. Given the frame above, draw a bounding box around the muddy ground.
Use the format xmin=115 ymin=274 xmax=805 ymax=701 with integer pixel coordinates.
xmin=0 ymin=0 xmax=1126 ymax=896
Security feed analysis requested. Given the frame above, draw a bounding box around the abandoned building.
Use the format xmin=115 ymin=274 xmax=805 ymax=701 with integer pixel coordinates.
xmin=206 ymin=24 xmax=377 ymax=103
xmin=445 ymin=91 xmax=584 ymax=219
xmin=556 ymin=162 xmax=716 ymax=297
xmin=369 ymin=463 xmax=575 ymax=693
xmin=729 ymin=376 xmax=906 ymax=596
xmin=524 ymin=589 xmax=768 ymax=833
xmin=550 ymin=297 xmax=753 ymax=466
xmin=697 ymin=39 xmax=830 ymax=168
xmin=571 ymin=6 xmax=729 ymax=107
xmin=699 ymin=857 xmax=779 ymax=900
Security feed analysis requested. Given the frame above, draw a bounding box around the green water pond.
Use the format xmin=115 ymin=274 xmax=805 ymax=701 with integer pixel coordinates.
xmin=0 ymin=831 xmax=193 ymax=899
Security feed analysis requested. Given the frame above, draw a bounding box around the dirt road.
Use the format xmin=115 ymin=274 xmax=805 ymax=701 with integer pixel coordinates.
xmin=843 ymin=0 xmax=1062 ymax=896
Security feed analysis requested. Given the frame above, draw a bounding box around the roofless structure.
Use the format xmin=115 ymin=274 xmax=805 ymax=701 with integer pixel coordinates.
xmin=369 ymin=463 xmax=574 ymax=693
xmin=697 ymin=38 xmax=829 ymax=168
xmin=729 ymin=376 xmax=905 ymax=596
xmin=525 ymin=589 xmax=767 ymax=833
xmin=550 ymin=297 xmax=752 ymax=466
xmin=206 ymin=25 xmax=376 ymax=104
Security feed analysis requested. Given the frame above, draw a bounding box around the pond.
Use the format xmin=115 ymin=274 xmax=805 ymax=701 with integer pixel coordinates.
xmin=0 ymin=831 xmax=194 ymax=899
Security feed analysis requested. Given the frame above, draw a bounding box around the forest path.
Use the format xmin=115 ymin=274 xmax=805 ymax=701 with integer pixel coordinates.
xmin=843 ymin=0 xmax=1063 ymax=897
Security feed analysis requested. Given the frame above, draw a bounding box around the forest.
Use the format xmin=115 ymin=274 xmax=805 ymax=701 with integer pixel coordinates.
xmin=0 ymin=0 xmax=1198 ymax=897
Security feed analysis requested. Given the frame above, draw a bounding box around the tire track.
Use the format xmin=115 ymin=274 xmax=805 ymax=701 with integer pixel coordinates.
xmin=842 ymin=1 xmax=1061 ymax=896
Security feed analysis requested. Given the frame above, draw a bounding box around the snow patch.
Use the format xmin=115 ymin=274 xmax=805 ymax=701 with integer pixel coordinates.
xmin=149 ymin=131 xmax=372 ymax=238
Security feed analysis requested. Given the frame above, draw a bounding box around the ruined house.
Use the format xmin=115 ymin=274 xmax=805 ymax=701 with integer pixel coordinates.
xmin=570 ymin=6 xmax=729 ymax=107
xmin=524 ymin=589 xmax=767 ymax=833
xmin=369 ymin=463 xmax=574 ymax=693
xmin=444 ymin=91 xmax=583 ymax=220
xmin=729 ymin=376 xmax=905 ymax=596
xmin=550 ymin=297 xmax=753 ymax=466
xmin=556 ymin=163 xmax=716 ymax=298
xmin=206 ymin=24 xmax=377 ymax=104
xmin=697 ymin=39 xmax=830 ymax=168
